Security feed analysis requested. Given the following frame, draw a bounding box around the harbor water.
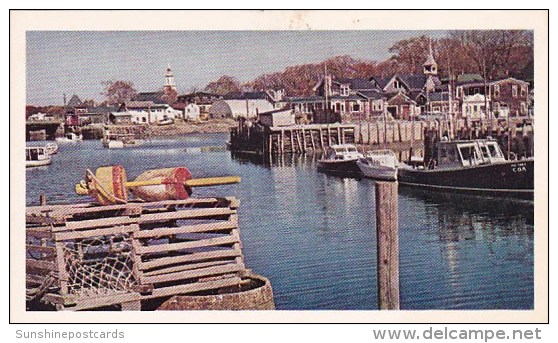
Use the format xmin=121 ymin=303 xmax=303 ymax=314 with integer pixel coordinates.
xmin=25 ymin=133 xmax=534 ymax=310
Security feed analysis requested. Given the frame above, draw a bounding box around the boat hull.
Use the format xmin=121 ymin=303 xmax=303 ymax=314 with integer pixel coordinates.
xmin=26 ymin=158 xmax=51 ymax=168
xmin=357 ymin=161 xmax=397 ymax=181
xmin=398 ymin=159 xmax=534 ymax=200
xmin=317 ymin=159 xmax=361 ymax=177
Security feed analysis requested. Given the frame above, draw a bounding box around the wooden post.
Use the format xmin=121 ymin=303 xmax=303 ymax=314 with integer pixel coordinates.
xmin=39 ymin=193 xmax=47 ymax=206
xmin=280 ymin=129 xmax=285 ymax=155
xmin=375 ymin=181 xmax=400 ymax=310
xmin=320 ymin=128 xmax=325 ymax=149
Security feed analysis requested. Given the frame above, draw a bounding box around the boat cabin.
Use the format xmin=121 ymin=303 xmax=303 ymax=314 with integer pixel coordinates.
xmin=324 ymin=144 xmax=363 ymax=161
xmin=436 ymin=139 xmax=506 ymax=169
xmin=26 ymin=147 xmax=48 ymax=161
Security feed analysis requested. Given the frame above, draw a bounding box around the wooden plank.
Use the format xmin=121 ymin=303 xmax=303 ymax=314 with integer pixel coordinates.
xmin=55 ymin=241 xmax=69 ymax=295
xmin=57 ymin=216 xmax=137 ymax=231
xmin=54 ymin=224 xmax=139 ymax=241
xmin=68 ymin=292 xmax=141 ymax=311
xmin=26 ymin=259 xmax=57 ymax=272
xmin=58 ymin=207 xmax=234 ymax=231
xmin=26 ymin=228 xmax=53 ymax=239
xmin=134 ymin=221 xmax=237 ymax=239
xmin=375 ymin=181 xmax=400 ymax=310
xmin=139 ymin=249 xmax=242 ymax=270
xmin=143 ymin=260 xmax=236 ymax=277
xmin=148 ymin=276 xmax=242 ymax=299
xmin=26 ymin=245 xmax=56 ymax=255
xmin=143 ymin=263 xmax=242 ymax=284
xmin=136 ymin=235 xmax=238 ymax=255
xmin=137 ymin=208 xmax=235 ymax=224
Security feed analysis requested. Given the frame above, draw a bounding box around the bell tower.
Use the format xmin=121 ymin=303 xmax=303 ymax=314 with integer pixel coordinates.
xmin=164 ymin=64 xmax=176 ymax=91
xmin=423 ymin=40 xmax=438 ymax=76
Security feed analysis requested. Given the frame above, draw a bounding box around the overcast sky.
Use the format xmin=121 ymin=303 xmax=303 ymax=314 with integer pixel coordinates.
xmin=26 ymin=30 xmax=449 ymax=106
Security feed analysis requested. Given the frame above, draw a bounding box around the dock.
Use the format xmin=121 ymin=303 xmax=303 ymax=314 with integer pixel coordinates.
xmin=229 ymin=123 xmax=357 ymax=156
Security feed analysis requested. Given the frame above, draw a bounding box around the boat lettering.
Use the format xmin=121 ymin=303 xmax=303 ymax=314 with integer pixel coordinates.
xmin=512 ymin=163 xmax=527 ymax=173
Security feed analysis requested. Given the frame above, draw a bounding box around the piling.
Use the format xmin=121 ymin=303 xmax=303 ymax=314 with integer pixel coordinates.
xmin=375 ymin=181 xmax=400 ymax=310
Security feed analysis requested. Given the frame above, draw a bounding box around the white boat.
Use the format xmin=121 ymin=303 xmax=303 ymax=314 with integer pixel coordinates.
xmin=157 ymin=118 xmax=174 ymax=126
xmin=317 ymin=144 xmax=364 ymax=176
xmin=101 ymin=132 xmax=142 ymax=148
xmin=56 ymin=132 xmax=82 ymax=143
xmin=44 ymin=142 xmax=59 ymax=155
xmin=26 ymin=147 xmax=52 ymax=168
xmin=356 ymin=149 xmax=398 ymax=181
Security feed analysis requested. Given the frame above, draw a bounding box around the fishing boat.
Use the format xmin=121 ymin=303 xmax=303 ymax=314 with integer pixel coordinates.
xmin=101 ymin=132 xmax=142 ymax=148
xmin=398 ymin=138 xmax=534 ymax=200
xmin=44 ymin=142 xmax=59 ymax=155
xmin=317 ymin=144 xmax=364 ymax=176
xmin=356 ymin=149 xmax=398 ymax=181
xmin=26 ymin=147 xmax=51 ymax=168
xmin=56 ymin=132 xmax=82 ymax=143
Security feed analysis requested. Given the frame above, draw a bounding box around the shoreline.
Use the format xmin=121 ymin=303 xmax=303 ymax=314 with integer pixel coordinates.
xmin=146 ymin=118 xmax=236 ymax=138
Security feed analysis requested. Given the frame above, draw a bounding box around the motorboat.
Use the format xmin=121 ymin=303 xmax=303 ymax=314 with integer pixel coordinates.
xmin=317 ymin=144 xmax=364 ymax=176
xmin=101 ymin=132 xmax=141 ymax=148
xmin=26 ymin=147 xmax=52 ymax=168
xmin=356 ymin=149 xmax=398 ymax=181
xmin=398 ymin=138 xmax=534 ymax=200
xmin=44 ymin=142 xmax=59 ymax=155
xmin=56 ymin=132 xmax=82 ymax=143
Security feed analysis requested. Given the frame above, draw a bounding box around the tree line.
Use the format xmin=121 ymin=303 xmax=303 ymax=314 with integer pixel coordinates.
xmin=28 ymin=30 xmax=532 ymax=112
xmin=203 ymin=30 xmax=534 ymax=97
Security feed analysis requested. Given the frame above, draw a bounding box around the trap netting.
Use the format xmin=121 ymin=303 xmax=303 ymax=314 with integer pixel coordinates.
xmin=63 ymin=234 xmax=138 ymax=298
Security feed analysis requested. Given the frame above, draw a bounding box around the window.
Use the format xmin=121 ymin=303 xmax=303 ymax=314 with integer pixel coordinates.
xmin=494 ymin=84 xmax=500 ymax=97
xmin=521 ymin=85 xmax=527 ymax=97
xmin=393 ymin=80 xmax=401 ymax=89
xmin=512 ymin=85 xmax=518 ymax=97
xmin=521 ymin=102 xmax=527 ymax=114
xmin=340 ymin=85 xmax=350 ymax=96
xmin=352 ymin=103 xmax=360 ymax=112
xmin=457 ymin=87 xmax=462 ymax=98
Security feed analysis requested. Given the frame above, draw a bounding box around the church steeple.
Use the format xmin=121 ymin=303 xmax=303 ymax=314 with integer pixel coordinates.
xmin=423 ymin=40 xmax=438 ymax=76
xmin=164 ymin=64 xmax=176 ymax=91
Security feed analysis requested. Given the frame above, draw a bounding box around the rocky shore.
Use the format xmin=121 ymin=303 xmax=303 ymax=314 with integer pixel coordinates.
xmin=148 ymin=118 xmax=236 ymax=137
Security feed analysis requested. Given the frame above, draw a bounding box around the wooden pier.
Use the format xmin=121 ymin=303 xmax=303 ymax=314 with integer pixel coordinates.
xmin=229 ymin=123 xmax=356 ymax=156
xmin=26 ymin=197 xmax=272 ymax=311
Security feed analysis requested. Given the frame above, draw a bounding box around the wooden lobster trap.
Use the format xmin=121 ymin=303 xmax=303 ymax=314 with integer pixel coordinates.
xmin=26 ymin=197 xmax=251 ymax=311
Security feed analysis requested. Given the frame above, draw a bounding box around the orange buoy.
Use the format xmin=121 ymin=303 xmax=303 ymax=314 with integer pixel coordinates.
xmin=129 ymin=167 xmax=192 ymax=202
xmin=87 ymin=165 xmax=128 ymax=205
xmin=75 ymin=165 xmax=240 ymax=205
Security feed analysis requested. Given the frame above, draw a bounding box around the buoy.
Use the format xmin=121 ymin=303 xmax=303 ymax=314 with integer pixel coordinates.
xmin=75 ymin=165 xmax=240 ymax=205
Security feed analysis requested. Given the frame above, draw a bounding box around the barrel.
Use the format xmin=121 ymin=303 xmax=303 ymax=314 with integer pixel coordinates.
xmin=157 ymin=274 xmax=275 ymax=310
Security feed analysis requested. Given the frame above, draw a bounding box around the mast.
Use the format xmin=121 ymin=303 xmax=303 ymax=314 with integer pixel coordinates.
xmin=323 ymin=62 xmax=329 ymax=123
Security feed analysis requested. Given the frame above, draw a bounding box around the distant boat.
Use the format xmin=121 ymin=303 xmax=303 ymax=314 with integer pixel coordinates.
xmin=356 ymin=149 xmax=398 ymax=181
xmin=56 ymin=132 xmax=82 ymax=143
xmin=317 ymin=144 xmax=364 ymax=176
xmin=398 ymin=138 xmax=534 ymax=200
xmin=157 ymin=118 xmax=174 ymax=126
xmin=44 ymin=142 xmax=59 ymax=155
xmin=26 ymin=147 xmax=51 ymax=168
xmin=101 ymin=132 xmax=142 ymax=148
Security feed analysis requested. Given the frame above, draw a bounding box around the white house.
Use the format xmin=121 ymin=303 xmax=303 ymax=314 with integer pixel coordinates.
xmin=184 ymin=103 xmax=201 ymax=121
xmin=461 ymin=94 xmax=488 ymax=120
xmin=209 ymin=99 xmax=275 ymax=119
xmin=124 ymin=101 xmax=181 ymax=124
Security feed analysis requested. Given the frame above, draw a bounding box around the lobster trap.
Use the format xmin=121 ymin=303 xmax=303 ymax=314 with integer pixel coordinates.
xmin=26 ymin=197 xmax=252 ymax=311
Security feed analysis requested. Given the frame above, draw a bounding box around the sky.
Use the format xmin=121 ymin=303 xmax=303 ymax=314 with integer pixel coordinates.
xmin=26 ymin=30 xmax=449 ymax=106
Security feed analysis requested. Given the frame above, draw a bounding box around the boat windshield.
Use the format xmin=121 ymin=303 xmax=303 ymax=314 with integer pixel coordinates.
xmin=457 ymin=144 xmax=482 ymax=167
